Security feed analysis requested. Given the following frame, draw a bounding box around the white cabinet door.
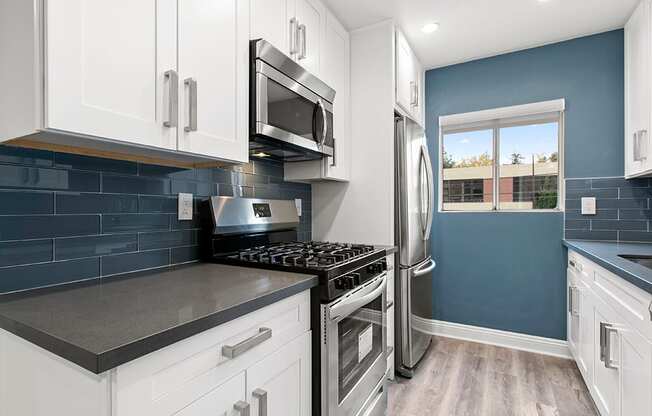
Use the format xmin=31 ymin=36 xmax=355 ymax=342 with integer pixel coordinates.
xmin=619 ymin=326 xmax=652 ymax=416
xmin=568 ymin=280 xmax=580 ymax=359
xmin=177 ymin=0 xmax=249 ymax=163
xmin=45 ymin=0 xmax=177 ymax=150
xmin=577 ymin=280 xmax=594 ymax=380
xmin=246 ymin=332 xmax=311 ymax=416
xmin=294 ymin=0 xmax=324 ymax=77
xmin=320 ymin=11 xmax=350 ymax=181
xmin=395 ymin=29 xmax=415 ymax=115
xmin=625 ymin=0 xmax=651 ymax=177
xmin=250 ymin=0 xmax=295 ymax=56
xmin=176 ymin=372 xmax=246 ymax=416
xmin=592 ymin=296 xmax=621 ymax=416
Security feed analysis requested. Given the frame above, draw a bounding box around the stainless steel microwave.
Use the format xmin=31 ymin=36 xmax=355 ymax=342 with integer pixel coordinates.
xmin=250 ymin=39 xmax=335 ymax=162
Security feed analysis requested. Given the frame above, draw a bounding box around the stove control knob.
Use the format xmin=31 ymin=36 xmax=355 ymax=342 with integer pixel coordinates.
xmin=345 ymin=273 xmax=360 ymax=289
xmin=334 ymin=277 xmax=346 ymax=290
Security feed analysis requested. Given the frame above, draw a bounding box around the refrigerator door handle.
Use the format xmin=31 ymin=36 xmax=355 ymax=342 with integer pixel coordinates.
xmin=420 ymin=144 xmax=434 ymax=239
xmin=412 ymin=259 xmax=436 ymax=277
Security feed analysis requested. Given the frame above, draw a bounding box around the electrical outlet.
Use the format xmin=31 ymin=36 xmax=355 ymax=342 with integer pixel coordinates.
xmin=295 ymin=198 xmax=302 ymax=217
xmin=581 ymin=197 xmax=596 ymax=215
xmin=178 ymin=193 xmax=193 ymax=220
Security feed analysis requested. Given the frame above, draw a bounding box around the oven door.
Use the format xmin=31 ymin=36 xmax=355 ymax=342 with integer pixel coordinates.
xmin=252 ymin=60 xmax=334 ymax=162
xmin=321 ymin=274 xmax=387 ymax=416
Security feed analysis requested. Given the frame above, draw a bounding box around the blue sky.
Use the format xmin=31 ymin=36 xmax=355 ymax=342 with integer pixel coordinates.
xmin=443 ymin=122 xmax=559 ymax=165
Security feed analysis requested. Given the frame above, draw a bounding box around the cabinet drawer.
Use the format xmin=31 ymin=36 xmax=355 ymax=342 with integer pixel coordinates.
xmin=592 ymin=263 xmax=652 ymax=342
xmin=568 ymin=250 xmax=593 ymax=285
xmin=114 ymin=291 xmax=310 ymax=416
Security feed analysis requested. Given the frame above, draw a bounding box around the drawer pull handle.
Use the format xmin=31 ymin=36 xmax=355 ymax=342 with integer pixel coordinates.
xmin=222 ymin=328 xmax=272 ymax=359
xmin=600 ymin=322 xmax=619 ymax=370
xmin=234 ymin=401 xmax=250 ymax=416
xmin=253 ymin=389 xmax=268 ymax=416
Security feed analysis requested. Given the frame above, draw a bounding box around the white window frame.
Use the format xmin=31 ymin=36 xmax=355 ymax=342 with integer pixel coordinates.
xmin=438 ymin=99 xmax=565 ymax=213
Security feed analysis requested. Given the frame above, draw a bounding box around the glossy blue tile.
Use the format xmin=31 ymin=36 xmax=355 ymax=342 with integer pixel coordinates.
xmin=138 ymin=164 xmax=196 ymax=180
xmin=0 ymin=258 xmax=99 ymax=293
xmin=0 ymin=145 xmax=53 ymax=166
xmin=253 ymin=160 xmax=284 ymax=178
xmin=0 ymin=216 xmax=99 ymax=241
xmin=55 ymin=234 xmax=138 ymax=260
xmin=101 ymin=249 xmax=169 ymax=276
xmin=565 ymin=210 xmax=618 ymax=220
xmin=0 ymin=165 xmax=100 ymax=192
xmin=565 ymin=179 xmax=591 ymax=190
xmin=0 ymin=240 xmax=53 ymax=267
xmin=56 ymin=193 xmax=138 ymax=214
xmin=619 ymin=209 xmax=652 ymax=220
xmin=619 ymin=187 xmax=652 ymax=198
xmin=591 ymin=177 xmax=649 ymax=189
xmin=103 ymin=174 xmax=170 ymax=195
xmin=565 ymin=188 xmax=618 ymax=199
xmin=564 ymin=220 xmax=589 ymax=230
xmin=0 ymin=191 xmax=53 ymax=214
xmin=565 ymin=230 xmax=617 ymax=241
xmin=169 ymin=215 xmax=201 ymax=230
xmin=102 ymin=214 xmax=169 ymax=234
xmin=254 ymin=185 xmax=282 ymax=199
xmin=138 ymin=196 xmax=177 ymax=213
xmin=213 ymin=169 xmax=244 ymax=185
xmin=54 ymin=153 xmax=137 ymax=174
xmin=618 ymin=231 xmax=652 ymax=243
xmin=139 ymin=230 xmax=196 ymax=250
xmin=171 ymin=246 xmax=200 ymax=264
xmin=170 ymin=180 xmax=214 ymax=197
xmin=591 ymin=220 xmax=647 ymax=231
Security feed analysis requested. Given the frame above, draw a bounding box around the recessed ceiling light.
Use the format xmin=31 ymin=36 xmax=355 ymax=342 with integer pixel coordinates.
xmin=421 ymin=23 xmax=440 ymax=34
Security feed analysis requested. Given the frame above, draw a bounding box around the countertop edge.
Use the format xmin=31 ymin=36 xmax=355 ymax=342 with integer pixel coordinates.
xmin=562 ymin=240 xmax=652 ymax=295
xmin=0 ymin=275 xmax=318 ymax=374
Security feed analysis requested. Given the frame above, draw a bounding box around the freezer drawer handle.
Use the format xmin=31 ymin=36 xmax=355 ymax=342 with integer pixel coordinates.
xmin=222 ymin=328 xmax=272 ymax=359
xmin=412 ymin=259 xmax=436 ymax=278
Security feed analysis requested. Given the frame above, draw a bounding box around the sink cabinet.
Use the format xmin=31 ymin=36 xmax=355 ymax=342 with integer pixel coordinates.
xmin=567 ymin=251 xmax=652 ymax=416
xmin=0 ymin=291 xmax=312 ymax=416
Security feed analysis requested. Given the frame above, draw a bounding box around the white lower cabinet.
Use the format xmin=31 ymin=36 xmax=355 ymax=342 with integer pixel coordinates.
xmin=176 ymin=372 xmax=247 ymax=416
xmin=568 ymin=251 xmax=652 ymax=416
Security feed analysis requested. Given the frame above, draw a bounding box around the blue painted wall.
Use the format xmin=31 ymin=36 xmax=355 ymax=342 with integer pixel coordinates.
xmin=426 ymin=30 xmax=624 ymax=339
xmin=0 ymin=145 xmax=311 ymax=293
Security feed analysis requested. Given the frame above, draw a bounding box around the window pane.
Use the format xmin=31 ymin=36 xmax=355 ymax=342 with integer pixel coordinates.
xmin=498 ymin=122 xmax=559 ymax=210
xmin=442 ymin=129 xmax=494 ymax=211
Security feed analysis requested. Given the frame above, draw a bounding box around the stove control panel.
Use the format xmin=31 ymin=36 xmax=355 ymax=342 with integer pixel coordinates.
xmin=329 ymin=259 xmax=387 ymax=299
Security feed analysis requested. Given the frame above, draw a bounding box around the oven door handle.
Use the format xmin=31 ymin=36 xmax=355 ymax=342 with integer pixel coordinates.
xmin=329 ymin=274 xmax=387 ymax=321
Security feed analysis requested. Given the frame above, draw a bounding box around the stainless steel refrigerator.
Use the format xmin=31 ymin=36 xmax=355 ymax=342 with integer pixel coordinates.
xmin=394 ymin=114 xmax=435 ymax=378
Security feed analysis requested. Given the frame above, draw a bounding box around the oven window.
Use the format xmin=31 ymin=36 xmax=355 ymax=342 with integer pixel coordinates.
xmin=266 ymin=79 xmax=334 ymax=146
xmin=337 ymin=295 xmax=383 ymax=402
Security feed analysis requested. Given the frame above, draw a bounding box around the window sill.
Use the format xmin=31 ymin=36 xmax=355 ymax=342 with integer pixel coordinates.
xmin=438 ymin=209 xmax=564 ymax=214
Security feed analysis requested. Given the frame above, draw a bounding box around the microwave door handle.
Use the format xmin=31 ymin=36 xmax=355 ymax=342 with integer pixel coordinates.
xmin=329 ymin=274 xmax=387 ymax=321
xmin=317 ymin=99 xmax=327 ymax=145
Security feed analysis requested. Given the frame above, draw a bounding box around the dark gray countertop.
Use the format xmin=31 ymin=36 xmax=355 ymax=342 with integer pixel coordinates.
xmin=563 ymin=240 xmax=652 ymax=295
xmin=0 ymin=263 xmax=317 ymax=374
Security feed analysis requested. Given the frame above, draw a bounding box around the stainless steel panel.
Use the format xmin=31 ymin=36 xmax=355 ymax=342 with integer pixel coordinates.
xmin=255 ymin=123 xmax=334 ymax=157
xmin=253 ymin=39 xmax=335 ymax=103
xmin=396 ymin=116 xmax=433 ymax=268
xmin=397 ymin=258 xmax=434 ymax=372
xmin=356 ymin=379 xmax=387 ymax=416
xmin=209 ymin=197 xmax=299 ymax=235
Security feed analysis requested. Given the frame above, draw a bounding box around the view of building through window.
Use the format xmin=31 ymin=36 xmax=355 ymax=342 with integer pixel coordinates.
xmin=441 ymin=120 xmax=560 ymax=211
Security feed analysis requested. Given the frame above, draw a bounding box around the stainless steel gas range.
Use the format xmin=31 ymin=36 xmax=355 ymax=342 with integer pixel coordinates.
xmin=203 ymin=197 xmax=388 ymax=416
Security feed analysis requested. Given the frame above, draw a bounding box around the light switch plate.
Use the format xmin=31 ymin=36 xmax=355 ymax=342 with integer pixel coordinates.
xmin=295 ymin=198 xmax=302 ymax=217
xmin=178 ymin=193 xmax=193 ymax=220
xmin=581 ymin=197 xmax=596 ymax=215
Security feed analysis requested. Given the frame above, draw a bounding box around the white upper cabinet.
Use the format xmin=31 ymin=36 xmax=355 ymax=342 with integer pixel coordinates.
xmin=46 ymin=0 xmax=177 ymax=151
xmin=2 ymin=0 xmax=250 ymax=164
xmin=251 ymin=0 xmax=324 ymax=78
xmin=176 ymin=0 xmax=250 ymax=162
xmin=395 ymin=28 xmax=424 ymax=127
xmin=625 ymin=0 xmax=652 ymax=178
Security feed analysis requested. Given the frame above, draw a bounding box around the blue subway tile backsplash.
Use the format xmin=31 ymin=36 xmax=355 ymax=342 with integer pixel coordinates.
xmin=565 ymin=177 xmax=652 ymax=242
xmin=0 ymin=145 xmax=311 ymax=293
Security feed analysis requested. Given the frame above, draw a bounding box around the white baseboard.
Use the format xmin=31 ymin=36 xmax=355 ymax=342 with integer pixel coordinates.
xmin=412 ymin=316 xmax=571 ymax=359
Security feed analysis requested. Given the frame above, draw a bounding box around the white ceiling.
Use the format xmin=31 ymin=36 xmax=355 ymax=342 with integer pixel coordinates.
xmin=321 ymin=0 xmax=639 ymax=69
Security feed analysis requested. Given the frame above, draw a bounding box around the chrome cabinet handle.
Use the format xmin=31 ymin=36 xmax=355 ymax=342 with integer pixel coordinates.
xmin=253 ymin=389 xmax=267 ymax=416
xmin=634 ymin=131 xmax=640 ymax=162
xmin=163 ymin=70 xmax=178 ymax=128
xmin=568 ymin=286 xmax=573 ymax=314
xmin=289 ymin=18 xmax=298 ymax=55
xmin=184 ymin=78 xmax=198 ymax=132
xmin=222 ymin=328 xmax=272 ymax=359
xmin=640 ymin=130 xmax=648 ymax=161
xmin=414 ymin=81 xmax=419 ymax=107
xmin=298 ymin=24 xmax=307 ymax=59
xmin=409 ymin=81 xmax=416 ymax=105
xmin=234 ymin=401 xmax=250 ymax=416
xmin=649 ymin=301 xmax=652 ymax=321
xmin=600 ymin=322 xmax=619 ymax=369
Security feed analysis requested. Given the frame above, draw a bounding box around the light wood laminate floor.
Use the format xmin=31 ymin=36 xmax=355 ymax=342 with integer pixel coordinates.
xmin=388 ymin=336 xmax=599 ymax=416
